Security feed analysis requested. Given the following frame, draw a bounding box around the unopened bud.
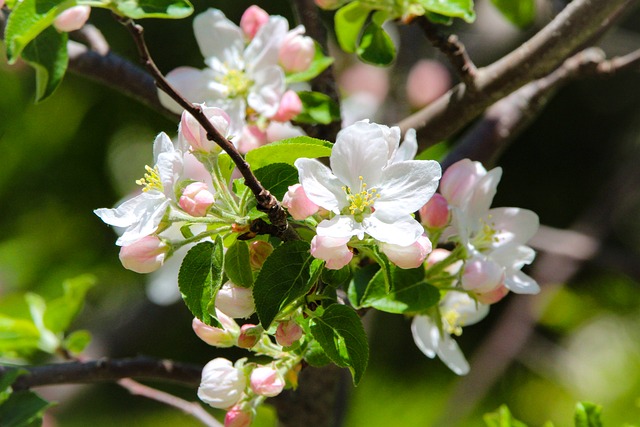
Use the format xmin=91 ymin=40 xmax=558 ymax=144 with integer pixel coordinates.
xmin=237 ymin=324 xmax=262 ymax=349
xmin=476 ymin=284 xmax=509 ymax=305
xmin=119 ymin=236 xmax=168 ymax=274
xmin=440 ymin=159 xmax=485 ymax=207
xmin=53 ymin=6 xmax=90 ymax=32
xmin=198 ymin=358 xmax=246 ymax=409
xmin=282 ymin=184 xmax=319 ymax=220
xmin=379 ymin=235 xmax=432 ymax=269
xmin=216 ymin=282 xmax=255 ymax=319
xmin=271 ymin=90 xmax=303 ymax=122
xmin=249 ymin=241 xmax=273 ymax=269
xmin=179 ymin=107 xmax=230 ymax=154
xmin=225 ymin=405 xmax=253 ymax=427
xmin=192 ymin=315 xmax=238 ymax=348
xmin=250 ymin=366 xmax=285 ymax=397
xmin=419 ymin=193 xmax=449 ymax=229
xmin=239 ymin=5 xmax=269 ymax=40
xmin=314 ymin=0 xmax=346 ymax=10
xmin=462 ymin=258 xmax=504 ymax=294
xmin=279 ymin=29 xmax=315 ymax=73
xmin=275 ymin=320 xmax=303 ymax=347
xmin=179 ymin=182 xmax=215 ymax=217
xmin=310 ymin=235 xmax=353 ymax=270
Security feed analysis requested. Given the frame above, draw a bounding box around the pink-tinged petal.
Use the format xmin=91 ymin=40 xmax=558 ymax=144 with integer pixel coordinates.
xmin=248 ymin=66 xmax=285 ymax=117
xmin=316 ymin=216 xmax=364 ymax=240
xmin=161 ymin=67 xmax=215 ymax=113
xmin=194 ymin=9 xmax=244 ymax=65
xmin=440 ymin=159 xmax=486 ymax=207
xmin=363 ymin=215 xmax=424 ymax=246
xmin=245 ymin=16 xmax=289 ymax=73
xmin=295 ymin=158 xmax=345 ymax=212
xmin=504 ymin=269 xmax=540 ymax=294
xmin=375 ymin=160 xmax=441 ymax=220
xmin=379 ymin=235 xmax=431 ymax=269
xmin=411 ymin=315 xmax=438 ymax=358
xmin=466 ymin=167 xmax=502 ymax=218
xmin=310 ymin=236 xmax=353 ymax=270
xmin=487 ymin=207 xmax=539 ymax=245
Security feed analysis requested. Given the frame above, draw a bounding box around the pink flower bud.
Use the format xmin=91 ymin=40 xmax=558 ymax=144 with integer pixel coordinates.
xmin=314 ymin=0 xmax=344 ymax=9
xmin=462 ymin=258 xmax=505 ymax=294
xmin=379 ymin=235 xmax=432 ymax=269
xmin=216 ymin=282 xmax=255 ymax=319
xmin=271 ymin=90 xmax=303 ymax=122
xmin=240 ymin=5 xmax=269 ymax=40
xmin=179 ymin=182 xmax=215 ymax=217
xmin=192 ymin=314 xmax=239 ymax=348
xmin=419 ymin=193 xmax=449 ymax=228
xmin=198 ymin=358 xmax=246 ymax=409
xmin=310 ymin=236 xmax=353 ymax=270
xmin=282 ymin=184 xmax=319 ymax=220
xmin=275 ymin=320 xmax=303 ymax=347
xmin=279 ymin=30 xmax=315 ymax=73
xmin=440 ymin=159 xmax=486 ymax=208
xmin=250 ymin=366 xmax=285 ymax=397
xmin=237 ymin=324 xmax=262 ymax=349
xmin=179 ymin=107 xmax=230 ymax=154
xmin=53 ymin=6 xmax=90 ymax=32
xmin=426 ymin=248 xmax=463 ymax=275
xmin=236 ymin=125 xmax=268 ymax=154
xmin=119 ymin=236 xmax=168 ymax=274
xmin=476 ymin=284 xmax=509 ymax=305
xmin=406 ymin=60 xmax=451 ymax=109
xmin=249 ymin=241 xmax=273 ymax=269
xmin=225 ymin=405 xmax=253 ymax=427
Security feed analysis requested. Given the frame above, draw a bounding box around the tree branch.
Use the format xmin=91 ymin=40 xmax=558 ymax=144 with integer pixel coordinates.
xmin=398 ymin=0 xmax=637 ymax=146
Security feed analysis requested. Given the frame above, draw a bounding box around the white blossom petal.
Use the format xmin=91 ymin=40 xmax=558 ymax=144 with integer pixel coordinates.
xmin=487 ymin=207 xmax=539 ymax=245
xmin=244 ymin=16 xmax=288 ymax=73
xmin=436 ymin=334 xmax=470 ymax=375
xmin=465 ymin=167 xmax=502 ymax=219
xmin=316 ymin=215 xmax=364 ymax=240
xmin=393 ymin=129 xmax=417 ymax=163
xmin=363 ymin=215 xmax=424 ymax=246
xmin=248 ymin=66 xmax=285 ymax=117
xmin=504 ymin=269 xmax=540 ymax=294
xmin=194 ymin=9 xmax=244 ymax=66
xmin=411 ymin=316 xmax=438 ymax=358
xmin=160 ymin=67 xmax=216 ymax=113
xmin=295 ymin=158 xmax=345 ymax=213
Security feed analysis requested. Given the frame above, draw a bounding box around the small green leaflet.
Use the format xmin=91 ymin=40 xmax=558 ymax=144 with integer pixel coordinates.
xmin=0 ymin=390 xmax=54 ymax=427
xmin=483 ymin=405 xmax=528 ymax=427
xmin=178 ymin=238 xmax=224 ymax=326
xmin=245 ymin=136 xmax=333 ymax=170
xmin=253 ymin=163 xmax=299 ymax=200
xmin=489 ymin=0 xmax=535 ymax=28
xmin=574 ymin=402 xmax=603 ymax=427
xmin=308 ymin=304 xmax=368 ymax=385
xmin=62 ymin=329 xmax=92 ymax=354
xmin=357 ymin=12 xmax=395 ymax=66
xmin=418 ymin=0 xmax=476 ymax=23
xmin=21 ymin=26 xmax=69 ymax=102
xmin=224 ymin=240 xmax=254 ymax=288
xmin=43 ymin=274 xmax=95 ymax=334
xmin=112 ymin=0 xmax=194 ymax=19
xmin=335 ymin=1 xmax=370 ymax=53
xmin=295 ymin=91 xmax=341 ymax=125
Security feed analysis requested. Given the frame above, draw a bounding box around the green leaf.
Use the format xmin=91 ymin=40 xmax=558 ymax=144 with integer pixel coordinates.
xmin=178 ymin=238 xmax=224 ymax=326
xmin=574 ymin=402 xmax=603 ymax=427
xmin=224 ymin=240 xmax=254 ymax=288
xmin=113 ymin=0 xmax=193 ymax=19
xmin=347 ymin=263 xmax=379 ymax=308
xmin=356 ymin=15 xmax=395 ymax=66
xmin=0 ymin=369 xmax=27 ymax=405
xmin=62 ymin=329 xmax=91 ymax=354
xmin=416 ymin=141 xmax=450 ymax=162
xmin=0 ymin=390 xmax=53 ymax=427
xmin=24 ymin=294 xmax=58 ymax=353
xmin=296 ymin=91 xmax=341 ymax=125
xmin=424 ymin=11 xmax=454 ymax=25
xmin=0 ymin=316 xmax=41 ymax=356
xmin=321 ymin=265 xmax=352 ymax=288
xmin=360 ymin=267 xmax=439 ymax=314
xmin=483 ymin=405 xmax=528 ymax=427
xmin=245 ymin=136 xmax=333 ymax=170
xmin=418 ymin=0 xmax=476 ymax=22
xmin=489 ymin=0 xmax=535 ymax=28
xmin=303 ymin=339 xmax=333 ymax=367
xmin=21 ymin=25 xmax=69 ymax=102
xmin=253 ymin=241 xmax=315 ymax=328
xmin=286 ymin=42 xmax=334 ymax=84
xmin=253 ymin=163 xmax=299 ymax=201
xmin=217 ymin=153 xmax=235 ymax=184
xmin=334 ymin=1 xmax=370 ymax=53
xmin=44 ymin=274 xmax=95 ymax=334
xmin=309 ymin=304 xmax=368 ymax=385
xmin=4 ymin=0 xmax=74 ymax=63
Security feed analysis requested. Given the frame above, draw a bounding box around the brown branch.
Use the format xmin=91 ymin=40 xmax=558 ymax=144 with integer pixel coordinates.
xmin=2 ymin=356 xmax=203 ymax=391
xmin=398 ymin=0 xmax=637 ymax=146
xmin=118 ymin=378 xmax=221 ymax=427
xmin=416 ymin=17 xmax=477 ymax=89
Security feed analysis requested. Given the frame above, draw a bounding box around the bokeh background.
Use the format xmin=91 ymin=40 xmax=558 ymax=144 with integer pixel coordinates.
xmin=1 ymin=0 xmax=640 ymax=425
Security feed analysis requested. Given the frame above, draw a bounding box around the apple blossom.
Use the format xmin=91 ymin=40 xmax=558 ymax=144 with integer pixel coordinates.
xmin=192 ymin=311 xmax=239 ymax=348
xmin=179 ymin=106 xmax=230 ymax=154
xmin=271 ymin=90 xmax=303 ymax=122
xmin=198 ymin=358 xmax=246 ymax=408
xmin=310 ymin=236 xmax=353 ymax=270
xmin=379 ymin=234 xmax=432 ymax=269
xmin=250 ymin=366 xmax=285 ymax=397
xmin=419 ymin=193 xmax=449 ymax=229
xmin=179 ymin=182 xmax=215 ymax=217
xmin=295 ymin=120 xmax=441 ymax=247
xmin=279 ymin=29 xmax=315 ymax=73
xmin=275 ymin=320 xmax=303 ymax=347
xmin=461 ymin=257 xmax=504 ymax=294
xmin=94 ymin=133 xmax=186 ymax=246
xmin=282 ymin=184 xmax=319 ymax=220
xmin=237 ymin=324 xmax=262 ymax=349
xmin=239 ymin=5 xmax=269 ymax=40
xmin=225 ymin=405 xmax=253 ymax=427
xmin=216 ymin=282 xmax=255 ymax=318
xmin=118 ymin=236 xmax=168 ymax=274
xmin=236 ymin=125 xmax=268 ymax=154
xmin=411 ymin=292 xmax=489 ymax=375
xmin=53 ymin=5 xmax=90 ymax=32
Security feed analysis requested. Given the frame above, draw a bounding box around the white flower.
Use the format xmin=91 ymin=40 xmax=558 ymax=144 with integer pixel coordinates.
xmin=295 ymin=120 xmax=441 ymax=246
xmin=411 ymin=292 xmax=489 ymax=375
xmin=94 ymin=133 xmax=185 ymax=246
xmin=198 ymin=358 xmax=246 ymax=409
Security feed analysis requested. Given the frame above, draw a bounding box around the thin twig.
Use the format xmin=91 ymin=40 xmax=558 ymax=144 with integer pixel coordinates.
xmin=118 ymin=378 xmax=221 ymax=427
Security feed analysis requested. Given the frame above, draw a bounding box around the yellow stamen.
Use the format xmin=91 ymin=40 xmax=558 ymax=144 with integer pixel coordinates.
xmin=136 ymin=165 xmax=163 ymax=192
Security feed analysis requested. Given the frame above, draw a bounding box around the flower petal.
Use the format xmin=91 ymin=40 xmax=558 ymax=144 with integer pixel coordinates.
xmin=487 ymin=207 xmax=539 ymax=245
xmin=194 ymin=9 xmax=244 ymax=66
xmin=160 ymin=67 xmax=216 ymax=113
xmin=504 ymin=269 xmax=540 ymax=294
xmin=411 ymin=315 xmax=438 ymax=358
xmin=466 ymin=167 xmax=502 ymax=218
xmin=295 ymin=158 xmax=345 ymax=212
xmin=436 ymin=334 xmax=470 ymax=375
xmin=245 ymin=16 xmax=288 ymax=74
xmin=363 ymin=215 xmax=424 ymax=246
xmin=248 ymin=66 xmax=285 ymax=117
xmin=316 ymin=215 xmax=364 ymax=240
xmin=393 ymin=128 xmax=417 ymax=163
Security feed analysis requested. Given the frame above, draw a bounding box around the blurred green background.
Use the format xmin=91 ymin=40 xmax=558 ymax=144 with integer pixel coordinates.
xmin=1 ymin=0 xmax=640 ymax=425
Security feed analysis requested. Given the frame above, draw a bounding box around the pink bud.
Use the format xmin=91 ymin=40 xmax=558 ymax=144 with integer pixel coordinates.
xmin=250 ymin=366 xmax=285 ymax=397
xmin=53 ymin=6 xmax=91 ymax=32
xmin=275 ymin=320 xmax=303 ymax=347
xmin=237 ymin=324 xmax=262 ymax=349
xmin=271 ymin=90 xmax=303 ymax=122
xmin=279 ymin=30 xmax=315 ymax=73
xmin=379 ymin=235 xmax=432 ymax=269
xmin=462 ymin=258 xmax=505 ymax=294
xmin=426 ymin=248 xmax=463 ymax=275
xmin=119 ymin=236 xmax=168 ymax=274
xmin=249 ymin=241 xmax=273 ymax=269
xmin=282 ymin=184 xmax=319 ymax=220
xmin=419 ymin=193 xmax=449 ymax=229
xmin=314 ymin=0 xmax=344 ymax=9
xmin=192 ymin=315 xmax=238 ymax=348
xmin=236 ymin=125 xmax=268 ymax=154
xmin=240 ymin=5 xmax=269 ymax=40
xmin=310 ymin=236 xmax=353 ymax=270
xmin=225 ymin=405 xmax=253 ymax=427
xmin=440 ymin=159 xmax=486 ymax=207
xmin=476 ymin=284 xmax=509 ymax=305
xmin=406 ymin=60 xmax=451 ymax=109
xmin=179 ymin=182 xmax=215 ymax=217
xmin=216 ymin=282 xmax=255 ymax=319
xmin=179 ymin=107 xmax=230 ymax=154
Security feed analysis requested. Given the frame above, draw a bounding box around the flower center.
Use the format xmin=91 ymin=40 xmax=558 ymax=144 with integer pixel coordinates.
xmin=342 ymin=176 xmax=379 ymax=222
xmin=470 ymin=216 xmax=499 ymax=251
xmin=219 ymin=69 xmax=252 ymax=98
xmin=136 ymin=165 xmax=163 ymax=192
xmin=442 ymin=309 xmax=463 ymax=336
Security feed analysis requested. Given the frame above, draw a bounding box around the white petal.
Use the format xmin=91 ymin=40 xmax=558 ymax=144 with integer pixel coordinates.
xmin=379 ymin=124 xmax=401 ymax=164
xmin=245 ymin=16 xmax=288 ymax=73
xmin=295 ymin=158 xmax=345 ymax=212
xmin=466 ymin=167 xmax=502 ymax=218
xmin=194 ymin=9 xmax=243 ymax=66
xmin=442 ymin=292 xmax=490 ymax=326
xmin=363 ymin=215 xmax=424 ymax=246
xmin=220 ymin=98 xmax=247 ymax=140
xmin=316 ymin=215 xmax=364 ymax=240
xmin=375 ymin=160 xmax=441 ymax=219
xmin=487 ymin=207 xmax=539 ymax=245
xmin=153 ymin=132 xmax=176 ymax=162
xmin=491 ymin=243 xmax=535 ymax=270
xmin=161 ymin=67 xmax=214 ymax=113
xmin=393 ymin=128 xmax=417 ymax=163
xmin=248 ymin=66 xmax=285 ymax=117
xmin=436 ymin=334 xmax=470 ymax=375
xmin=504 ymin=269 xmax=540 ymax=294
xmin=411 ymin=316 xmax=438 ymax=358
